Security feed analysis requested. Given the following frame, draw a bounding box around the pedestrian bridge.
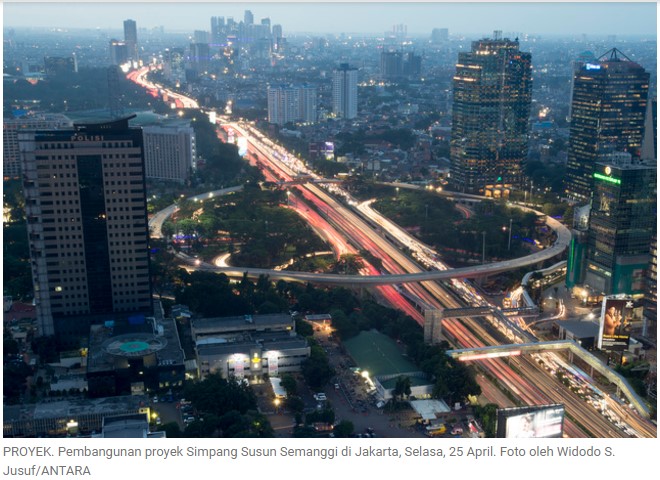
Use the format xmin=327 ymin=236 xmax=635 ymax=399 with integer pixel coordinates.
xmin=447 ymin=340 xmax=649 ymax=418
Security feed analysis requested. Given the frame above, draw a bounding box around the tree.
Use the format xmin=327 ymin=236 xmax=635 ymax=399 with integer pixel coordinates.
xmin=334 ymin=420 xmax=355 ymax=438
xmin=473 ymin=403 xmax=498 ymax=438
xmin=393 ymin=375 xmax=412 ymax=403
xmin=280 ymin=374 xmax=298 ymax=397
xmin=184 ymin=374 xmax=257 ymax=416
xmin=285 ymin=395 xmax=305 ymax=414
xmin=302 ymin=345 xmax=334 ymax=390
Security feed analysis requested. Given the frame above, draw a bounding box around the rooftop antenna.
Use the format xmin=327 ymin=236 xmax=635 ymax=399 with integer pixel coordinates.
xmin=598 ymin=48 xmax=632 ymax=62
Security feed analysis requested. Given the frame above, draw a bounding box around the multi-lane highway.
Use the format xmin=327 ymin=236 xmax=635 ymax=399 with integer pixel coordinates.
xmin=133 ymin=70 xmax=655 ymax=438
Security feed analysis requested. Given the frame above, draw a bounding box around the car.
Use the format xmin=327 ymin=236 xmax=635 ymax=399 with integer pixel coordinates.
xmin=314 ymin=393 xmax=327 ymax=401
xmin=451 ymin=426 xmax=464 ymax=435
xmin=334 ymin=383 xmax=340 ymax=390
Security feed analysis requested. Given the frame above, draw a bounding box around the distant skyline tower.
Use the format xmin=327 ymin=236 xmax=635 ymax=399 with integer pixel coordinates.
xmin=123 ymin=19 xmax=138 ymax=62
xmin=381 ymin=50 xmax=404 ymax=79
xmin=431 ymin=28 xmax=449 ymax=43
xmin=261 ymin=17 xmax=271 ymax=36
xmin=244 ymin=9 xmax=254 ymax=25
xmin=211 ymin=16 xmax=225 ymax=44
xmin=20 ymin=116 xmax=152 ymax=339
xmin=194 ymin=30 xmax=210 ymax=44
xmin=564 ymin=49 xmax=650 ymax=203
xmin=449 ymin=34 xmax=532 ymax=195
xmin=332 ymin=63 xmax=358 ymax=120
xmin=272 ymin=24 xmax=283 ymax=40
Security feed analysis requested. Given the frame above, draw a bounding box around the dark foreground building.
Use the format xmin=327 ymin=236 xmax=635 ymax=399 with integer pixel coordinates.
xmin=20 ymin=116 xmax=152 ymax=345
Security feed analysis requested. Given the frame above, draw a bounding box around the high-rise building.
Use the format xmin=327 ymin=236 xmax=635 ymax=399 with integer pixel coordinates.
xmin=162 ymin=48 xmax=186 ymax=85
xmin=641 ymin=96 xmax=657 ymax=162
xmin=381 ymin=51 xmax=404 ymax=79
xmin=244 ymin=10 xmax=254 ymax=25
xmin=298 ymin=84 xmax=318 ymax=124
xmin=584 ymin=158 xmax=656 ymax=295
xmin=644 ymin=233 xmax=657 ymax=337
xmin=564 ymin=49 xmax=650 ymax=203
xmin=189 ymin=42 xmax=211 ymax=77
xmin=20 ymin=116 xmax=152 ymax=339
xmin=431 ymin=28 xmax=449 ymax=43
xmin=272 ymin=24 xmax=283 ymax=40
xmin=332 ymin=63 xmax=358 ymax=120
xmin=3 ymin=114 xmax=72 ymax=179
xmin=142 ymin=124 xmax=196 ymax=183
xmin=194 ymin=30 xmax=210 ymax=44
xmin=403 ymin=52 xmax=422 ymax=78
xmin=267 ymin=84 xmax=317 ymax=126
xmin=449 ymin=35 xmax=532 ymax=194
xmin=567 ymin=51 xmax=596 ymax=123
xmin=109 ymin=39 xmax=129 ymax=66
xmin=380 ymin=50 xmax=421 ymax=80
xmin=123 ymin=19 xmax=138 ymax=62
xmin=211 ymin=16 xmax=225 ymax=44
xmin=261 ymin=17 xmax=271 ymax=36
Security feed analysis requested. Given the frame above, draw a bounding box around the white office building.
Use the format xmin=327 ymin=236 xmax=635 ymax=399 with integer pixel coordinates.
xmin=142 ymin=125 xmax=196 ymax=183
xmin=332 ymin=63 xmax=358 ymax=119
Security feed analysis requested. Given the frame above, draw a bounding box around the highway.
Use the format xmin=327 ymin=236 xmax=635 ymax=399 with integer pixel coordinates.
xmin=133 ymin=73 xmax=654 ymax=438
xmin=231 ymin=121 xmax=639 ymax=437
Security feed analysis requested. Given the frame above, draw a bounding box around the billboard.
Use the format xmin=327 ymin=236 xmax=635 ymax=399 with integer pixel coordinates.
xmin=496 ymin=404 xmax=565 ymax=438
xmin=598 ymin=296 xmax=640 ymax=351
xmin=237 ymin=137 xmax=248 ymax=157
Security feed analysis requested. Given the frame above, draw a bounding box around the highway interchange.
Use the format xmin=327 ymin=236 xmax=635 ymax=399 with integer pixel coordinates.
xmin=137 ymin=66 xmax=655 ymax=438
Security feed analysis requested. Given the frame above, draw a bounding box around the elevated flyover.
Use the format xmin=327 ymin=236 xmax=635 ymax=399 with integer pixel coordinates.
xmin=154 ymin=184 xmax=570 ymax=283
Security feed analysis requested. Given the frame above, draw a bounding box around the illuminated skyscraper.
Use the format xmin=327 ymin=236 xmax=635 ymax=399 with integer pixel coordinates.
xmin=20 ymin=116 xmax=152 ymax=339
xmin=332 ymin=63 xmax=358 ymax=120
xmin=584 ymin=158 xmax=656 ymax=295
xmin=564 ymin=49 xmax=650 ymax=203
xmin=449 ymin=34 xmax=532 ymax=195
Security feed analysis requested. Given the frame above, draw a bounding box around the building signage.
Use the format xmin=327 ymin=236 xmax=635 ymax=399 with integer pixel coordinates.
xmin=594 ymin=172 xmax=621 ymax=185
xmin=70 ymin=134 xmax=104 ymax=142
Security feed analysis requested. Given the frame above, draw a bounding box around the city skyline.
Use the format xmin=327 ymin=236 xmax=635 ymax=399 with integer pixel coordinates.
xmin=3 ymin=2 xmax=657 ymax=37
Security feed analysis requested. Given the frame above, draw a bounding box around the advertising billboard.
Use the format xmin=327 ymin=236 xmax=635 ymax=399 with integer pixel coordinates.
xmin=598 ymin=296 xmax=640 ymax=351
xmin=237 ymin=137 xmax=248 ymax=157
xmin=496 ymin=404 xmax=565 ymax=438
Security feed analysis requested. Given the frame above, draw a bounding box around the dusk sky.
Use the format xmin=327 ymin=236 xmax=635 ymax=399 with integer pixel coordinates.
xmin=3 ymin=1 xmax=657 ymax=37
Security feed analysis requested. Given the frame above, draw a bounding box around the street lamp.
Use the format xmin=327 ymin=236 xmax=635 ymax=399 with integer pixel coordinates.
xmin=508 ymin=218 xmax=513 ymax=251
xmin=395 ymin=187 xmax=400 ymax=199
xmin=274 ymin=397 xmax=281 ymax=414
